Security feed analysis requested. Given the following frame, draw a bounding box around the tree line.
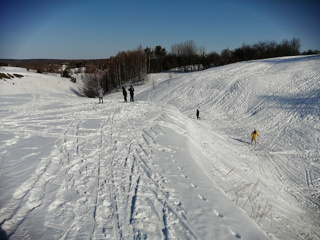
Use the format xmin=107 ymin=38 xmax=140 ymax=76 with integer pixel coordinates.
xmin=157 ymin=38 xmax=304 ymax=71
xmin=82 ymin=38 xmax=316 ymax=97
xmin=2 ymin=38 xmax=319 ymax=97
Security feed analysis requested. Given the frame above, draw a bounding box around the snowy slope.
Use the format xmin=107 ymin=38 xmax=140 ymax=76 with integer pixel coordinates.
xmin=137 ymin=55 xmax=320 ymax=238
xmin=0 ymin=67 xmax=78 ymax=96
xmin=137 ymin=55 xmax=320 ymax=239
xmin=0 ymin=55 xmax=319 ymax=240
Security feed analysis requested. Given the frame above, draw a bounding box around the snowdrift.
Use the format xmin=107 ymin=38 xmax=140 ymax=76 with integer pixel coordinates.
xmin=0 ymin=67 xmax=78 ymax=96
xmin=0 ymin=55 xmax=319 ymax=239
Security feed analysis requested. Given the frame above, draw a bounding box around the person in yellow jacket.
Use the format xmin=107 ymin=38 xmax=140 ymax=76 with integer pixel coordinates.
xmin=251 ymin=129 xmax=259 ymax=145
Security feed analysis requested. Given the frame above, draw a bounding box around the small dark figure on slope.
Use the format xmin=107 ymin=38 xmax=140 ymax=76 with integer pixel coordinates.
xmin=196 ymin=109 xmax=200 ymax=119
xmin=122 ymin=87 xmax=127 ymax=102
xmin=128 ymin=85 xmax=134 ymax=102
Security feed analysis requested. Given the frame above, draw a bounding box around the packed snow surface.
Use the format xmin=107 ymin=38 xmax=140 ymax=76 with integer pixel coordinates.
xmin=0 ymin=55 xmax=319 ymax=240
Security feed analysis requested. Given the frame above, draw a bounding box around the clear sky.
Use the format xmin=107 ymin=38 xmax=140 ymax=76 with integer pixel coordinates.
xmin=1 ymin=0 xmax=319 ymax=59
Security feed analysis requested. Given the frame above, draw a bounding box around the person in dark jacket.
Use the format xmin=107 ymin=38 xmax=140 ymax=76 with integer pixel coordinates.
xmin=196 ymin=109 xmax=200 ymax=119
xmin=122 ymin=87 xmax=127 ymax=102
xmin=128 ymin=85 xmax=134 ymax=102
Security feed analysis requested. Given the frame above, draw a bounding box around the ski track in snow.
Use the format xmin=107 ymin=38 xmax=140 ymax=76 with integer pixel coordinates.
xmin=1 ymin=55 xmax=320 ymax=240
xmin=137 ymin=56 xmax=320 ymax=240
xmin=0 ymin=98 xmax=224 ymax=239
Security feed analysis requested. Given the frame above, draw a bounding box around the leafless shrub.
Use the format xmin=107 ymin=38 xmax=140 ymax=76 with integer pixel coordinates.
xmin=82 ymin=73 xmax=100 ymax=98
xmin=231 ymin=180 xmax=273 ymax=225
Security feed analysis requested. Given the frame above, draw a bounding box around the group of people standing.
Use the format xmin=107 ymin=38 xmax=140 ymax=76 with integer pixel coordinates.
xmin=97 ymin=85 xmax=135 ymax=104
xmin=122 ymin=85 xmax=134 ymax=102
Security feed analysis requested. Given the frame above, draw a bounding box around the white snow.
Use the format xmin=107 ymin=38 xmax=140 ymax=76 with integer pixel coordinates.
xmin=0 ymin=55 xmax=319 ymax=240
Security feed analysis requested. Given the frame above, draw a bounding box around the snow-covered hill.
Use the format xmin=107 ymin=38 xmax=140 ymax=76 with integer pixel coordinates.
xmin=0 ymin=55 xmax=319 ymax=240
xmin=0 ymin=67 xmax=78 ymax=96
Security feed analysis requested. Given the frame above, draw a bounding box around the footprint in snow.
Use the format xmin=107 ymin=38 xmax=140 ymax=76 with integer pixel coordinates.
xmin=181 ymin=174 xmax=188 ymax=179
xmin=214 ymin=209 xmax=224 ymax=218
xmin=198 ymin=194 xmax=207 ymax=201
xmin=229 ymin=227 xmax=241 ymax=239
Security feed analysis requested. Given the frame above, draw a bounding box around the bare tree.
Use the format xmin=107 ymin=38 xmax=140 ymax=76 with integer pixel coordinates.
xmin=82 ymin=74 xmax=100 ymax=98
xmin=290 ymin=38 xmax=301 ymax=55
xmin=144 ymin=47 xmax=153 ymax=73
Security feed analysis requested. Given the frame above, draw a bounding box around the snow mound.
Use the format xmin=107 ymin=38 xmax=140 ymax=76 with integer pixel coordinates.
xmin=0 ymin=67 xmax=79 ymax=95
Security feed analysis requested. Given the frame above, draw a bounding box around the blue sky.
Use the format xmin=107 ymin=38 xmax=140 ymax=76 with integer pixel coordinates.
xmin=1 ymin=0 xmax=319 ymax=59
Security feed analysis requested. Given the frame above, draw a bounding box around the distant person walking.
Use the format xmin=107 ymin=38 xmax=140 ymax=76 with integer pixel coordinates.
xmin=128 ymin=85 xmax=135 ymax=102
xmin=196 ymin=109 xmax=200 ymax=119
xmin=98 ymin=86 xmax=104 ymax=103
xmin=122 ymin=87 xmax=127 ymax=102
xmin=251 ymin=129 xmax=259 ymax=145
